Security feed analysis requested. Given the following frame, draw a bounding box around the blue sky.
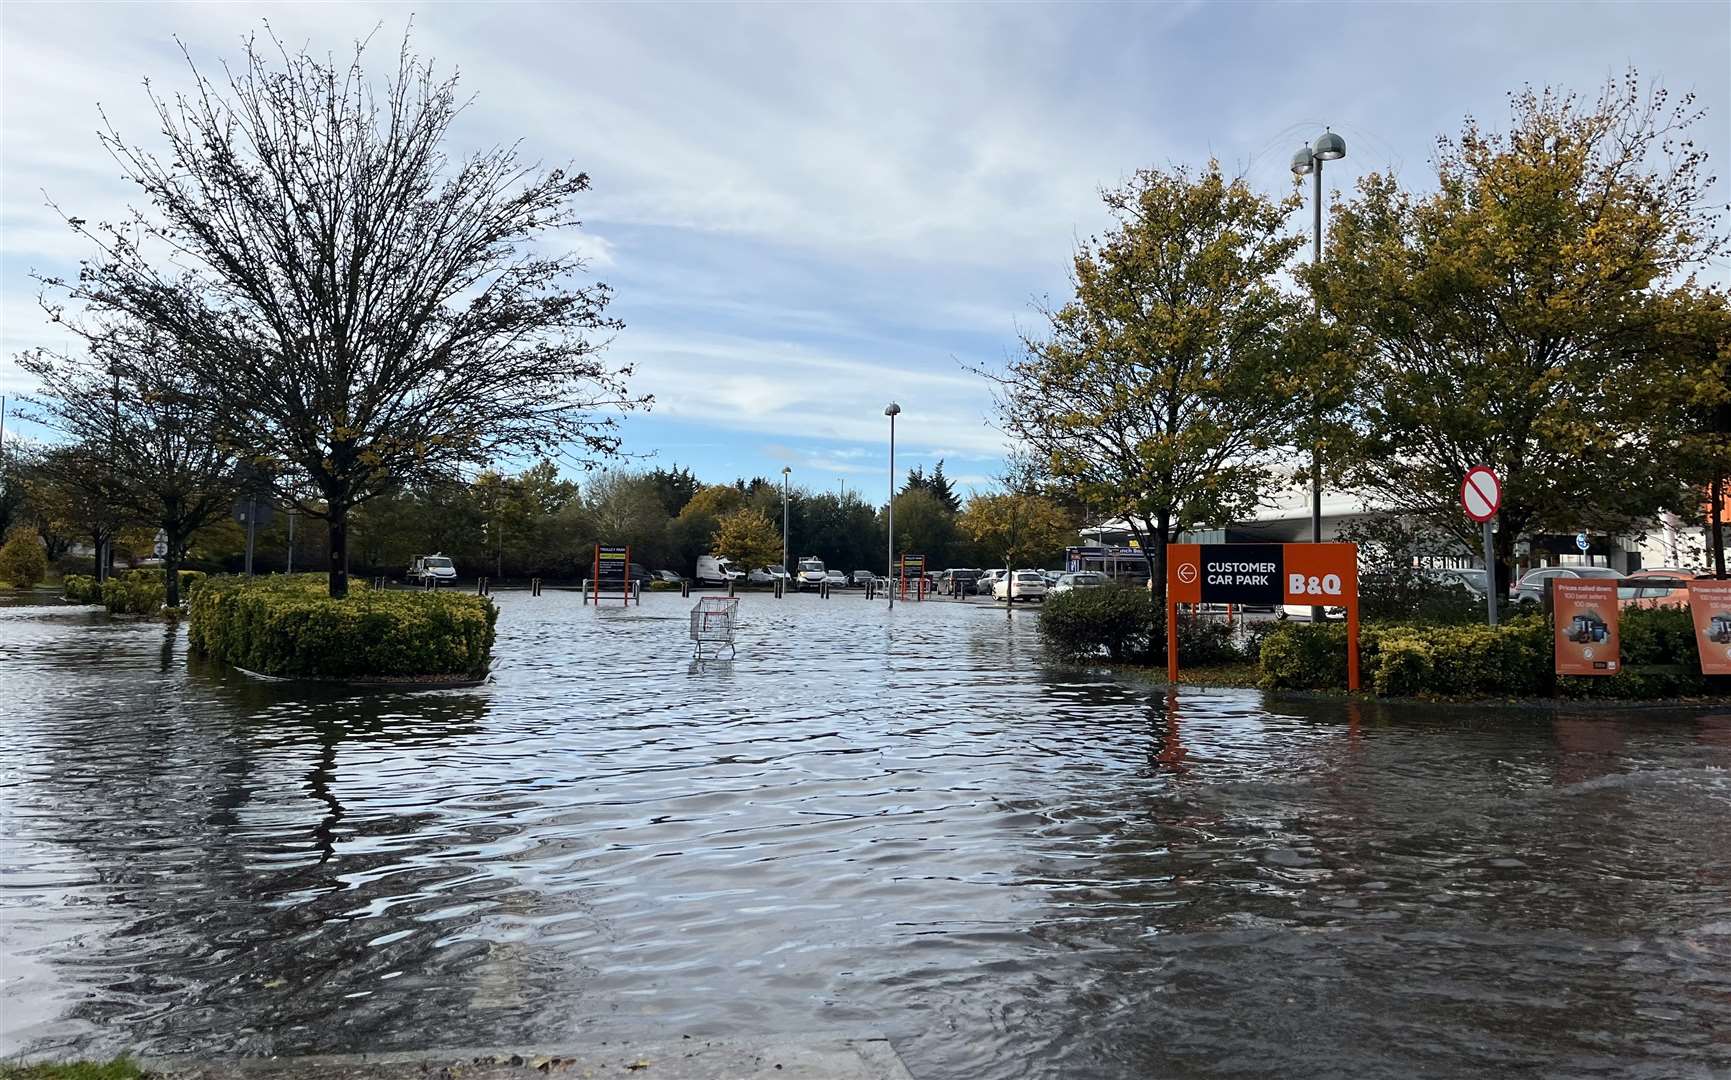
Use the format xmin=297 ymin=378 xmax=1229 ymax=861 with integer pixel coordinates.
xmin=3 ymin=1 xmax=1727 ymax=504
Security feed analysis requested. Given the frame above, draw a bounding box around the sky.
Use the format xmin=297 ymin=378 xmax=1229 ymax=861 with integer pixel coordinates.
xmin=2 ymin=1 xmax=1727 ymax=504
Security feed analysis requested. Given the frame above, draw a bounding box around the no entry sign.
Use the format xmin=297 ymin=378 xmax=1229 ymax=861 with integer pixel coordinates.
xmin=1460 ymin=466 xmax=1501 ymax=523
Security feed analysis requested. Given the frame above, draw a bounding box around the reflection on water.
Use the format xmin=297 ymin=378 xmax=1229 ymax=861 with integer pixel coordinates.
xmin=2 ymin=593 xmax=1730 ymax=1077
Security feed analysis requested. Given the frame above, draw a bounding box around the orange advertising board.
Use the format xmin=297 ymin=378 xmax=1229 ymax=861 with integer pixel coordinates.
xmin=1166 ymin=542 xmax=1360 ymax=690
xmin=1686 ymin=579 xmax=1731 ymax=675
xmin=1553 ymin=579 xmax=1619 ymax=676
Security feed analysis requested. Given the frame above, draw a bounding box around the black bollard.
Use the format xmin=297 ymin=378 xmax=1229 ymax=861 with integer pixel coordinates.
xmin=681 ymin=579 xmax=691 ymax=598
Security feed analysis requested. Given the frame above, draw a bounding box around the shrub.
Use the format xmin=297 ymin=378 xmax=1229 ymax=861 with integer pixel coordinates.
xmin=1259 ymin=622 xmax=1352 ymax=690
xmin=1040 ymin=586 xmax=1247 ymax=666
xmin=1040 ymin=586 xmax=1156 ymax=661
xmin=1258 ymin=609 xmax=1726 ymax=700
xmin=101 ymin=570 xmax=166 ymax=616
xmin=188 ymin=573 xmax=496 ymax=680
xmin=0 ymin=528 xmax=49 ymax=589
xmin=176 ymin=570 xmax=208 ymax=602
xmin=63 ymin=574 xmax=103 ymax=603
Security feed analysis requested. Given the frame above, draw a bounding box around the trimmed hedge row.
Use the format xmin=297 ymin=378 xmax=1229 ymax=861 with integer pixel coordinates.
xmin=77 ymin=570 xmax=209 ymax=615
xmin=1039 ymin=586 xmax=1244 ymax=666
xmin=1259 ymin=607 xmax=1724 ymax=699
xmin=63 ymin=574 xmax=103 ymax=603
xmin=188 ymin=574 xmax=496 ymax=680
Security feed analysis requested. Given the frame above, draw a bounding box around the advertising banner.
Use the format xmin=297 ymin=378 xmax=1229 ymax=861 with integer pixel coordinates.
xmin=1553 ymin=579 xmax=1619 ymax=676
xmin=1687 ymin=579 xmax=1731 ymax=675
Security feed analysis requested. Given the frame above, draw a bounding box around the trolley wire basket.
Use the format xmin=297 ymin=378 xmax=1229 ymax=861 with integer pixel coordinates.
xmin=690 ymin=596 xmax=740 ymax=659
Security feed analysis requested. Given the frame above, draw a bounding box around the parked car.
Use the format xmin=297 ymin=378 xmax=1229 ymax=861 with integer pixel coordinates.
xmin=796 ymin=557 xmax=827 ymax=591
xmin=1433 ymin=567 xmax=1489 ymax=598
xmin=407 ymin=553 xmax=457 ymax=583
xmin=747 ymin=567 xmax=776 ymax=585
xmin=695 ymin=555 xmax=744 ymax=586
xmin=850 ymin=570 xmax=876 ymax=588
xmin=937 ymin=568 xmax=983 ymax=596
xmin=825 ymin=569 xmax=850 ymax=589
xmin=979 ymin=569 xmax=1008 ymax=596
xmin=1625 ymin=567 xmax=1702 ymax=580
xmin=1619 ymin=577 xmax=1690 ymax=610
xmin=994 ymin=569 xmax=1048 ymax=603
xmin=1511 ymin=566 xmax=1624 ymax=604
xmin=1051 ymin=571 xmax=1109 ymax=594
xmin=655 ymin=570 xmax=684 ymax=584
xmin=626 ymin=562 xmax=656 ymax=585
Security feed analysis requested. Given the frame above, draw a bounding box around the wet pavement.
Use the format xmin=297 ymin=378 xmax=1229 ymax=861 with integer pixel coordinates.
xmin=3 ymin=590 xmax=1731 ymax=1078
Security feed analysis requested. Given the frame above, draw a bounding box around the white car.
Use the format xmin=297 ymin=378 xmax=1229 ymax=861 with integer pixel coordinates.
xmin=979 ymin=568 xmax=1008 ymax=595
xmin=1051 ymin=571 xmax=1108 ymax=593
xmin=994 ymin=569 xmax=1048 ymax=602
xmin=825 ymin=569 xmax=849 ymax=589
xmin=796 ymin=557 xmax=827 ymax=591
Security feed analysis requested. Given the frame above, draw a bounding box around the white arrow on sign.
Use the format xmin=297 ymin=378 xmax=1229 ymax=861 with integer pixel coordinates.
xmin=153 ymin=541 xmax=168 ymax=557
xmin=1460 ymin=466 xmax=1502 ymax=523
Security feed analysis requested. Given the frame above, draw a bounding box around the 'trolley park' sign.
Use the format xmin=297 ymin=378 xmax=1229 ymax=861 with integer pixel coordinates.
xmin=1166 ymin=542 xmax=1361 ymax=690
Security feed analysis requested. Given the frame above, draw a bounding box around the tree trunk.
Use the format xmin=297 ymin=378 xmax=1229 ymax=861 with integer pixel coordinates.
xmin=1714 ymin=475 xmax=1726 ymax=579
xmin=328 ymin=504 xmax=350 ymax=599
xmin=162 ymin=527 xmax=186 ymax=609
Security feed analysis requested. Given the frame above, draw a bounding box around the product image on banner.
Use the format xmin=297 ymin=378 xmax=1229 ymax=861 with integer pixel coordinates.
xmin=1553 ymin=578 xmax=1620 ymax=676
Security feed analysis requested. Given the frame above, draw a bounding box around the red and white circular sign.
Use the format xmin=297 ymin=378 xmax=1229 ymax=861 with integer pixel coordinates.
xmin=1460 ymin=466 xmax=1501 ymax=523
xmin=1177 ymin=561 xmax=1198 ymax=585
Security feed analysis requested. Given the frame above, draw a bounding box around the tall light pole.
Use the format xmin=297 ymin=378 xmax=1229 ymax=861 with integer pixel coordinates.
xmin=885 ymin=403 xmax=901 ymax=609
xmin=781 ymin=465 xmax=792 ymax=573
xmin=838 ymin=477 xmax=846 ymax=502
xmin=1292 ymin=128 xmax=1346 ymax=620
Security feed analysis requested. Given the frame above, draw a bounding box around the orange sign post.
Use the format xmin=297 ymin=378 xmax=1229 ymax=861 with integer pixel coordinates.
xmin=1167 ymin=543 xmax=1359 ymax=691
xmin=1687 ymin=580 xmax=1731 ymax=675
xmin=1552 ymin=578 xmax=1619 ymax=676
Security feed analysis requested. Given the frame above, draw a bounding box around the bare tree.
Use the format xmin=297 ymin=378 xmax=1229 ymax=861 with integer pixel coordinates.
xmin=42 ymin=29 xmax=642 ymax=597
xmin=20 ymin=319 xmax=238 ymax=607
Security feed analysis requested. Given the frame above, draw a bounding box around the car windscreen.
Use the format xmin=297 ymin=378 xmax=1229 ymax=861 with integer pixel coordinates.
xmin=799 ymin=561 xmax=823 ymax=572
xmin=425 ymin=558 xmax=452 ymax=568
xmin=1575 ymin=568 xmax=1625 ymax=579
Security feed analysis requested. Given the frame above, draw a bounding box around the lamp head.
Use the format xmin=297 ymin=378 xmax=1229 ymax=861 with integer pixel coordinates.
xmin=885 ymin=402 xmax=901 ymax=417
xmin=1313 ymin=130 xmax=1346 ymax=160
xmin=1290 ymin=147 xmax=1316 ymax=176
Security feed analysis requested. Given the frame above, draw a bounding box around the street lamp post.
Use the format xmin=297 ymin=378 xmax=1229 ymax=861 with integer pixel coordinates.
xmin=1291 ymin=128 xmax=1346 ymax=620
xmin=781 ymin=465 xmax=791 ymax=574
xmin=885 ymin=403 xmax=900 ymax=609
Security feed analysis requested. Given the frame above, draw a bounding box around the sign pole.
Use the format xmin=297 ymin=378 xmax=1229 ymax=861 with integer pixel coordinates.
xmin=1482 ymin=519 xmax=1498 ymax=627
xmin=1167 ymin=596 xmax=1179 ymax=684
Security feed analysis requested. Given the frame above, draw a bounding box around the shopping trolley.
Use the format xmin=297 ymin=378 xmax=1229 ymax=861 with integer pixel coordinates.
xmin=690 ymin=596 xmax=740 ymax=659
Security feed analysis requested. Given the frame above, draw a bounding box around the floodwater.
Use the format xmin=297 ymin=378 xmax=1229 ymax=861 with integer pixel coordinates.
xmin=3 ymin=590 xmax=1731 ymax=1079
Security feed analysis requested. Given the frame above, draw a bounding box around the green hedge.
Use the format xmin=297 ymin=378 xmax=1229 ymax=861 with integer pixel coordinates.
xmin=102 ymin=571 xmax=166 ymax=616
xmin=188 ymin=573 xmax=496 ymax=680
xmin=63 ymin=574 xmax=102 ymax=603
xmin=1039 ymin=586 xmax=1244 ymax=666
xmin=1258 ymin=608 xmax=1725 ymax=700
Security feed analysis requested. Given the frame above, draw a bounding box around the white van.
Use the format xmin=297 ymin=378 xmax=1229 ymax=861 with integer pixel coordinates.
xmin=408 ymin=554 xmax=457 ymax=583
xmin=695 ymin=555 xmax=744 ymax=585
xmin=796 ymin=556 xmax=827 ymax=591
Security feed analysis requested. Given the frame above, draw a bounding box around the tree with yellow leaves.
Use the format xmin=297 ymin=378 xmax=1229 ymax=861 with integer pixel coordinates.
xmin=1321 ymin=73 xmax=1722 ymax=591
xmin=713 ymin=507 xmax=783 ymax=576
